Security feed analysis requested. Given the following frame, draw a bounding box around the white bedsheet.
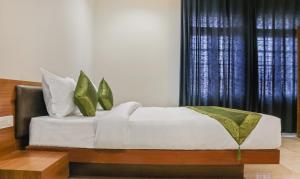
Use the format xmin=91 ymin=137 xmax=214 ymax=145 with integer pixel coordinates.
xmin=29 ymin=111 xmax=108 ymax=148
xmin=30 ymin=102 xmax=281 ymax=150
xmin=95 ymin=103 xmax=281 ymax=150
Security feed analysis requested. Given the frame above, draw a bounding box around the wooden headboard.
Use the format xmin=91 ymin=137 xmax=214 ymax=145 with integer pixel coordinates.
xmin=0 ymin=78 xmax=40 ymax=154
xmin=0 ymin=78 xmax=40 ymax=117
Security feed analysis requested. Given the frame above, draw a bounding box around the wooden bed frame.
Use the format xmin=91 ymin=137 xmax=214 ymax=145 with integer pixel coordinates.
xmin=0 ymin=78 xmax=281 ymax=178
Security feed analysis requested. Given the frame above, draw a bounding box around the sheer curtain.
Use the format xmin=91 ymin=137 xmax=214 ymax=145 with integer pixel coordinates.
xmin=180 ymin=0 xmax=300 ymax=132
xmin=180 ymin=0 xmax=252 ymax=108
xmin=255 ymin=0 xmax=300 ymax=132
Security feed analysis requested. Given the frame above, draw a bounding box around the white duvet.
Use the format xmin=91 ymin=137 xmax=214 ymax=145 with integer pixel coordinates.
xmin=30 ymin=102 xmax=281 ymax=149
xmin=94 ymin=102 xmax=281 ymax=150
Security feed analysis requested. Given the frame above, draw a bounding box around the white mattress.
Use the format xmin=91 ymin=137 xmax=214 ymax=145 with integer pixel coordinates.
xmin=29 ymin=111 xmax=108 ymax=148
xmin=30 ymin=104 xmax=281 ymax=150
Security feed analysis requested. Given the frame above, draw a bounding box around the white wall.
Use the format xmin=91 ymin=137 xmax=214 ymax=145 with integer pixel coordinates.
xmin=0 ymin=0 xmax=181 ymax=107
xmin=0 ymin=0 xmax=95 ymax=81
xmin=93 ymin=0 xmax=181 ymax=106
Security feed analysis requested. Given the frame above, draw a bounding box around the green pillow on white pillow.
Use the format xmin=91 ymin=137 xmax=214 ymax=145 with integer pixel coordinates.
xmin=74 ymin=71 xmax=98 ymax=116
xmin=98 ymin=78 xmax=114 ymax=110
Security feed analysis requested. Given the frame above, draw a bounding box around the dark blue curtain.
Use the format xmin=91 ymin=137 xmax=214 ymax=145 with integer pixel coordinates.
xmin=180 ymin=0 xmax=300 ymax=132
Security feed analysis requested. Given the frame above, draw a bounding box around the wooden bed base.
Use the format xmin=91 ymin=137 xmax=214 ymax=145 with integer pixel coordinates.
xmin=27 ymin=146 xmax=279 ymax=178
xmin=27 ymin=146 xmax=280 ymax=165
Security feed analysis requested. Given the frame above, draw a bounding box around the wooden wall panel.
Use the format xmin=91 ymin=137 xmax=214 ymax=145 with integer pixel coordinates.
xmin=0 ymin=78 xmax=40 ymax=117
xmin=0 ymin=127 xmax=17 ymax=157
xmin=297 ymin=27 xmax=300 ymax=137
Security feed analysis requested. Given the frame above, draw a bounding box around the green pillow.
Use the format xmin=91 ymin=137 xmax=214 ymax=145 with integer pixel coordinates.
xmin=98 ymin=78 xmax=113 ymax=110
xmin=74 ymin=71 xmax=98 ymax=116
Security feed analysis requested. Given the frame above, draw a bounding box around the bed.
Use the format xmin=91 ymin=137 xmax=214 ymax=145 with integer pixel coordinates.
xmin=29 ymin=104 xmax=281 ymax=150
xmin=0 ymin=78 xmax=281 ymax=178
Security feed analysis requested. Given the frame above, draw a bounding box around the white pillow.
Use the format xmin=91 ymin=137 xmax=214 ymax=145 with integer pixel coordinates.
xmin=41 ymin=68 xmax=77 ymax=117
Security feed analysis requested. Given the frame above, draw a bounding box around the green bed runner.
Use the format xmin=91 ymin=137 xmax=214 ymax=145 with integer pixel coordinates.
xmin=188 ymin=106 xmax=262 ymax=160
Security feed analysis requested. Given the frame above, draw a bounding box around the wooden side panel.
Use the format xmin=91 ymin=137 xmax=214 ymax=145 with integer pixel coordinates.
xmin=298 ymin=27 xmax=300 ymax=138
xmin=43 ymin=154 xmax=69 ymax=179
xmin=0 ymin=151 xmax=68 ymax=179
xmin=0 ymin=127 xmax=17 ymax=157
xmin=28 ymin=147 xmax=280 ymax=165
xmin=0 ymin=170 xmax=42 ymax=179
xmin=0 ymin=78 xmax=40 ymax=117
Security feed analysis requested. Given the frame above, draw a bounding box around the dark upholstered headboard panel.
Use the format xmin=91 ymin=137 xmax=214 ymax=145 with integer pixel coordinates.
xmin=15 ymin=85 xmax=48 ymax=147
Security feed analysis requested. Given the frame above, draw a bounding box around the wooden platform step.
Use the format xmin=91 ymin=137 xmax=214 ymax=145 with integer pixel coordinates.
xmin=0 ymin=150 xmax=69 ymax=179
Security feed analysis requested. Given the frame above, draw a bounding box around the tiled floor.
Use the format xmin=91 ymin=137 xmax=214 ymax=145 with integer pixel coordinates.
xmin=244 ymin=137 xmax=300 ymax=179
xmin=71 ymin=137 xmax=300 ymax=179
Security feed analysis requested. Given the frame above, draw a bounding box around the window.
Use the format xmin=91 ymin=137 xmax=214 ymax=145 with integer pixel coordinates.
xmin=189 ymin=15 xmax=245 ymax=102
xmin=256 ymin=15 xmax=297 ymax=99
